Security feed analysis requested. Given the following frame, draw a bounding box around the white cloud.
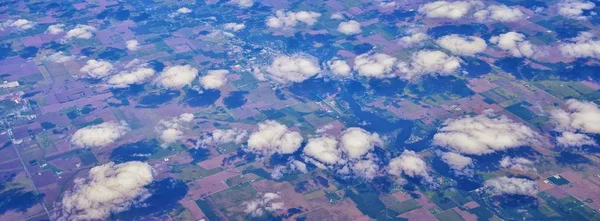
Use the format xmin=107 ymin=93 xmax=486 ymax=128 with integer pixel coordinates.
xmin=243 ymin=193 xmax=284 ymax=217
xmin=474 ymin=5 xmax=525 ymax=22
xmin=107 ymin=67 xmax=155 ymax=88
xmin=433 ymin=114 xmax=540 ymax=155
xmin=154 ymin=65 xmax=198 ymax=88
xmin=330 ymin=13 xmax=344 ymax=20
xmin=440 ymin=152 xmax=473 ymax=176
xmin=337 ymin=20 xmax=361 ymax=35
xmin=558 ymin=0 xmax=596 ymax=20
xmin=483 ymin=176 xmax=538 ymax=196
xmin=436 ymin=34 xmax=487 ymax=56
xmin=396 ymin=50 xmax=462 ymax=80
xmin=199 ymin=128 xmax=248 ymax=146
xmin=559 ymin=32 xmax=600 ymax=59
xmin=388 ymin=150 xmax=431 ymax=181
xmin=54 ymin=161 xmax=154 ymax=221
xmin=9 ymin=19 xmax=34 ymax=30
xmin=489 ymin=32 xmax=535 ymax=58
xmin=71 ymin=122 xmax=129 ymax=148
xmin=399 ymin=32 xmax=428 ymax=46
xmin=353 ymin=53 xmax=397 ymax=78
xmin=265 ymin=54 xmax=321 ymax=84
xmin=65 ymin=24 xmax=97 ymax=39
xmin=551 ymin=99 xmax=600 ymax=146
xmin=156 ymin=113 xmax=195 ymax=146
xmin=500 ymin=157 xmax=537 ymax=173
xmin=44 ymin=52 xmax=74 ymax=63
xmin=271 ymin=159 xmax=307 ymax=179
xmin=47 ymin=24 xmax=65 ymax=34
xmin=200 ymin=70 xmax=229 ymax=89
xmin=266 ymin=10 xmax=321 ymax=29
xmin=224 ymin=23 xmax=246 ymax=32
xmin=327 ymin=59 xmax=352 ymax=77
xmin=304 ymin=136 xmax=343 ymax=165
xmin=230 ymin=0 xmax=255 ymax=8
xmin=80 ymin=59 xmax=114 ymax=79
xmin=340 ymin=127 xmax=383 ymax=159
xmin=126 ymin=40 xmax=139 ymax=51
xmin=177 ymin=7 xmax=192 ymax=14
xmin=418 ymin=1 xmax=483 ymax=20
xmin=246 ymin=120 xmax=303 ymax=155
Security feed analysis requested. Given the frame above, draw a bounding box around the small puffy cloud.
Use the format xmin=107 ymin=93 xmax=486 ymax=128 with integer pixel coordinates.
xmin=271 ymin=159 xmax=307 ymax=179
xmin=246 ymin=120 xmax=303 ymax=155
xmin=440 ymin=152 xmax=473 ymax=175
xmin=107 ymin=67 xmax=155 ymax=88
xmin=200 ymin=70 xmax=229 ymax=89
xmin=330 ymin=13 xmax=345 ymax=20
xmin=556 ymin=132 xmax=596 ymax=147
xmin=304 ymin=136 xmax=343 ymax=165
xmin=327 ymin=59 xmax=352 ymax=77
xmin=353 ymin=53 xmax=397 ymax=78
xmin=177 ymin=7 xmax=192 ymax=14
xmin=9 ymin=19 xmax=35 ymax=30
xmin=337 ymin=20 xmax=361 ymax=35
xmin=396 ymin=50 xmax=461 ymax=80
xmin=156 ymin=113 xmax=195 ymax=146
xmin=243 ymin=193 xmax=285 ymax=217
xmin=340 ymin=127 xmax=383 ymax=159
xmin=500 ymin=157 xmax=537 ymax=173
xmin=44 ymin=52 xmax=74 ymax=63
xmin=53 ymin=161 xmax=154 ymax=221
xmin=154 ymin=65 xmax=198 ymax=88
xmin=550 ymin=99 xmax=600 ymax=146
xmin=484 ymin=176 xmax=538 ymax=196
xmin=399 ymin=32 xmax=428 ymax=46
xmin=489 ymin=32 xmax=535 ymax=58
xmin=71 ymin=122 xmax=129 ymax=148
xmin=224 ymin=23 xmax=246 ymax=32
xmin=433 ymin=114 xmax=540 ymax=155
xmin=199 ymin=128 xmax=248 ymax=146
xmin=558 ymin=0 xmax=596 ymax=20
xmin=265 ymin=54 xmax=321 ymax=84
xmin=266 ymin=10 xmax=321 ymax=29
xmin=418 ymin=1 xmax=483 ymax=20
xmin=436 ymin=34 xmax=487 ymax=56
xmin=65 ymin=24 xmax=97 ymax=39
xmin=230 ymin=0 xmax=255 ymax=8
xmin=388 ymin=150 xmax=431 ymax=180
xmin=474 ymin=5 xmax=525 ymax=22
xmin=47 ymin=24 xmax=65 ymax=34
xmin=126 ymin=40 xmax=139 ymax=51
xmin=80 ymin=59 xmax=114 ymax=79
xmin=559 ymin=32 xmax=600 ymax=59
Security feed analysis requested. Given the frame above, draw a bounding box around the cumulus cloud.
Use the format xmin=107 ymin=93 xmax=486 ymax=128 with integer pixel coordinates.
xmin=327 ymin=59 xmax=352 ymax=77
xmin=224 ymin=23 xmax=246 ymax=32
xmin=474 ymin=5 xmax=525 ymax=22
xmin=199 ymin=128 xmax=248 ymax=146
xmin=107 ymin=66 xmax=155 ymax=88
xmin=337 ymin=20 xmax=361 ymax=35
xmin=388 ymin=150 xmax=432 ymax=181
xmin=550 ymin=99 xmax=600 ymax=146
xmin=500 ymin=157 xmax=537 ymax=173
xmin=71 ymin=122 xmax=129 ymax=148
xmin=154 ymin=65 xmax=198 ymax=88
xmin=418 ymin=1 xmax=483 ymax=20
xmin=177 ymin=7 xmax=192 ymax=14
xmin=489 ymin=32 xmax=535 ymax=58
xmin=304 ymin=136 xmax=343 ymax=165
xmin=44 ymin=52 xmax=74 ymax=63
xmin=440 ymin=152 xmax=473 ymax=176
xmin=330 ymin=13 xmax=345 ymax=20
xmin=483 ymin=176 xmax=538 ymax=196
xmin=65 ymin=24 xmax=97 ymax=39
xmin=559 ymin=32 xmax=600 ymax=59
xmin=340 ymin=128 xmax=383 ymax=159
xmin=200 ymin=70 xmax=229 ymax=89
xmin=271 ymin=159 xmax=307 ymax=179
xmin=230 ymin=0 xmax=255 ymax=8
xmin=399 ymin=32 xmax=428 ymax=46
xmin=126 ymin=40 xmax=139 ymax=51
xmin=47 ymin=24 xmax=65 ymax=34
xmin=266 ymin=10 xmax=321 ymax=29
xmin=246 ymin=121 xmax=303 ymax=155
xmin=265 ymin=54 xmax=321 ymax=84
xmin=353 ymin=53 xmax=397 ymax=78
xmin=243 ymin=193 xmax=285 ymax=217
xmin=558 ymin=0 xmax=596 ymax=20
xmin=80 ymin=59 xmax=114 ymax=79
xmin=396 ymin=50 xmax=461 ymax=80
xmin=433 ymin=114 xmax=540 ymax=155
xmin=156 ymin=113 xmax=195 ymax=146
xmin=436 ymin=34 xmax=487 ymax=56
xmin=7 ymin=19 xmax=35 ymax=30
xmin=54 ymin=161 xmax=154 ymax=221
